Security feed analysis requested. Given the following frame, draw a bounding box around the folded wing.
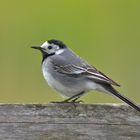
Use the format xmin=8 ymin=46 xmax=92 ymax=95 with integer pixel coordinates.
xmin=54 ymin=63 xmax=120 ymax=86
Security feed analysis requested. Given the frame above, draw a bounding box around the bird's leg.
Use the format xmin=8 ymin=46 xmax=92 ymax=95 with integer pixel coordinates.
xmin=61 ymin=91 xmax=85 ymax=103
xmin=71 ymin=96 xmax=84 ymax=103
xmin=50 ymin=92 xmax=85 ymax=103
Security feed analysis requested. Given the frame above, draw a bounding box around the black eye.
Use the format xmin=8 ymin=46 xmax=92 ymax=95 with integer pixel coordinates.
xmin=48 ymin=46 xmax=52 ymax=50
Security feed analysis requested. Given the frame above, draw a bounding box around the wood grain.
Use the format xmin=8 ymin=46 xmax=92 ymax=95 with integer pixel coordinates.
xmin=0 ymin=104 xmax=139 ymax=140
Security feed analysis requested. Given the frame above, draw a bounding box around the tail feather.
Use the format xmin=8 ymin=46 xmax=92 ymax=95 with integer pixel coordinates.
xmin=102 ymin=84 xmax=140 ymax=112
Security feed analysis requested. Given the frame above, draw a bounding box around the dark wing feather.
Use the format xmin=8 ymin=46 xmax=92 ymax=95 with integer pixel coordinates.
xmin=53 ymin=63 xmax=120 ymax=86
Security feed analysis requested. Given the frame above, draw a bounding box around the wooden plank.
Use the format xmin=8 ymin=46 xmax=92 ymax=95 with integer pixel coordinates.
xmin=0 ymin=104 xmax=139 ymax=140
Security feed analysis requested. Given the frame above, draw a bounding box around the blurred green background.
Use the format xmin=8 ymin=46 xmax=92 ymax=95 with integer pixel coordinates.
xmin=0 ymin=0 xmax=140 ymax=103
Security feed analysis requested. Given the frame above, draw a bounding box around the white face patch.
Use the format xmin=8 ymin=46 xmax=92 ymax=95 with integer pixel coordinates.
xmin=40 ymin=41 xmax=64 ymax=55
xmin=41 ymin=41 xmax=49 ymax=49
xmin=55 ymin=49 xmax=64 ymax=55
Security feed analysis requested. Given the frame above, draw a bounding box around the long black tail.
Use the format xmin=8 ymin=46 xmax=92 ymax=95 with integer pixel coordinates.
xmin=102 ymin=84 xmax=140 ymax=112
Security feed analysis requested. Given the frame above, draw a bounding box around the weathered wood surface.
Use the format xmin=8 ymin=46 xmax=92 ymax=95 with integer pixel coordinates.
xmin=0 ymin=104 xmax=139 ymax=140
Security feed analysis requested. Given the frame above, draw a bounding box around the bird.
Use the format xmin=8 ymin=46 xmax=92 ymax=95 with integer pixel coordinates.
xmin=31 ymin=39 xmax=140 ymax=112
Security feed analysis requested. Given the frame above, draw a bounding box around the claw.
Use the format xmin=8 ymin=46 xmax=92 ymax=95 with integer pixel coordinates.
xmin=72 ymin=100 xmax=84 ymax=103
xmin=50 ymin=100 xmax=84 ymax=104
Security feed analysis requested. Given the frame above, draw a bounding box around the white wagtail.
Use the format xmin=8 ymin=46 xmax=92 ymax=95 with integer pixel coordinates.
xmin=31 ymin=39 xmax=140 ymax=112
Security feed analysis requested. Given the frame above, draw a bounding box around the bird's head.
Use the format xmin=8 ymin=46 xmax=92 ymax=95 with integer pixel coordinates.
xmin=31 ymin=39 xmax=66 ymax=59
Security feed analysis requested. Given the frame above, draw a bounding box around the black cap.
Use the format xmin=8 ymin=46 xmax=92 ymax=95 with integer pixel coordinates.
xmin=48 ymin=39 xmax=66 ymax=48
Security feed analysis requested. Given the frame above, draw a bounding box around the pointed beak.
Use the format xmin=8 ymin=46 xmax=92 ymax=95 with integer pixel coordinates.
xmin=31 ymin=46 xmax=42 ymax=50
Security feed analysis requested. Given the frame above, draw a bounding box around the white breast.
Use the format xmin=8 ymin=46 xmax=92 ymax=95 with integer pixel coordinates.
xmin=41 ymin=58 xmax=107 ymax=98
xmin=42 ymin=65 xmax=59 ymax=90
xmin=42 ymin=62 xmax=79 ymax=97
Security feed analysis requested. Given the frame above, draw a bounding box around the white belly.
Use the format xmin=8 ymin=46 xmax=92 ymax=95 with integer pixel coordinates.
xmin=41 ymin=60 xmax=106 ymax=98
xmin=42 ymin=66 xmax=83 ymax=97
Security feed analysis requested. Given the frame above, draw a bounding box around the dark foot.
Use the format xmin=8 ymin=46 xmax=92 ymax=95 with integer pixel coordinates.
xmin=50 ymin=91 xmax=85 ymax=104
xmin=50 ymin=101 xmax=68 ymax=103
xmin=50 ymin=100 xmax=84 ymax=104
xmin=71 ymin=98 xmax=84 ymax=103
